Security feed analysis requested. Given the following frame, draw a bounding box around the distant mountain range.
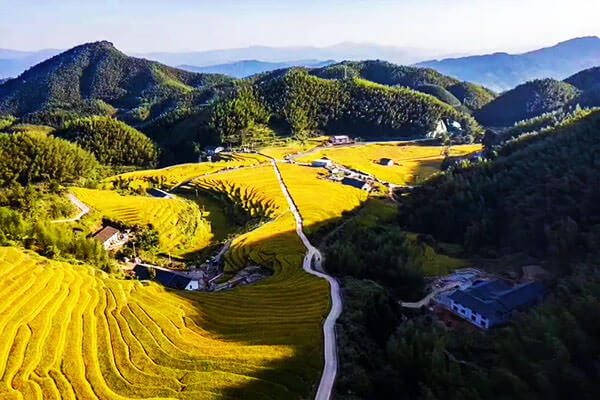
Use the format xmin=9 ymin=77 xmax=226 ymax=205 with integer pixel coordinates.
xmin=0 ymin=48 xmax=62 ymax=79
xmin=417 ymin=37 xmax=600 ymax=92
xmin=179 ymin=59 xmax=335 ymax=78
xmin=136 ymin=43 xmax=448 ymax=69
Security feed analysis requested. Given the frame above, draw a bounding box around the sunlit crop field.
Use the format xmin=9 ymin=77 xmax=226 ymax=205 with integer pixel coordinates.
xmin=193 ymin=165 xmax=300 ymax=275
xmin=0 ymin=246 xmax=329 ymax=399
xmin=296 ymin=144 xmax=482 ymax=185
xmin=106 ymin=153 xmax=268 ymax=190
xmin=278 ymin=163 xmax=368 ymax=233
xmin=259 ymin=139 xmax=326 ymax=160
xmin=71 ymin=188 xmax=212 ymax=256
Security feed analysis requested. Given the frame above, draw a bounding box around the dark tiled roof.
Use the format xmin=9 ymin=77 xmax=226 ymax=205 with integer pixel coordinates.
xmin=449 ymin=280 xmax=545 ymax=319
xmin=341 ymin=177 xmax=366 ymax=189
xmin=133 ymin=265 xmax=151 ymax=280
xmin=155 ymin=269 xmax=192 ymax=290
xmin=93 ymin=226 xmax=120 ymax=243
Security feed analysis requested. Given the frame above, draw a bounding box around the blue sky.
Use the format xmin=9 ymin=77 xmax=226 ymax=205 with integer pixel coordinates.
xmin=1 ymin=0 xmax=599 ymax=53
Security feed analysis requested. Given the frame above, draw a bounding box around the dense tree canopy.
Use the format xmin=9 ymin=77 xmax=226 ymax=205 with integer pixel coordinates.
xmin=212 ymin=69 xmax=484 ymax=146
xmin=0 ymin=130 xmax=99 ymax=186
xmin=59 ymin=116 xmax=159 ymax=166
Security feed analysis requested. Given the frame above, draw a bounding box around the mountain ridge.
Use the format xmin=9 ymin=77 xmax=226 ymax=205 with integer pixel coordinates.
xmin=417 ymin=36 xmax=600 ymax=91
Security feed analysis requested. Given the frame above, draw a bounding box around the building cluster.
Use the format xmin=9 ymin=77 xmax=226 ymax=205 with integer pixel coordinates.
xmin=429 ymin=268 xmax=546 ymax=329
xmin=311 ymin=158 xmax=375 ymax=192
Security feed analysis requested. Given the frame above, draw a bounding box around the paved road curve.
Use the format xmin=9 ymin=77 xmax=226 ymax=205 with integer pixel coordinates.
xmin=270 ymin=160 xmax=343 ymax=400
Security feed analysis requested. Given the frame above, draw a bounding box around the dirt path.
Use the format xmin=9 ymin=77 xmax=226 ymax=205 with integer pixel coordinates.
xmin=50 ymin=193 xmax=90 ymax=224
xmin=270 ymin=159 xmax=342 ymax=400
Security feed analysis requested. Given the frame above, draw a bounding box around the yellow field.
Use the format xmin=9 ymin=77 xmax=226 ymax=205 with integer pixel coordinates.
xmin=277 ymin=163 xmax=368 ymax=233
xmin=106 ymin=153 xmax=268 ymax=190
xmin=259 ymin=139 xmax=325 ymax=160
xmin=71 ymin=188 xmax=213 ymax=256
xmin=296 ymin=144 xmax=482 ymax=185
xmin=0 ymin=246 xmax=329 ymax=399
xmin=192 ymin=165 xmax=299 ymax=275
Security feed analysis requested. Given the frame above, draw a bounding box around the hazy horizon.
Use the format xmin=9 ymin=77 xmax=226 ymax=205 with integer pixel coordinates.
xmin=1 ymin=0 xmax=599 ymax=55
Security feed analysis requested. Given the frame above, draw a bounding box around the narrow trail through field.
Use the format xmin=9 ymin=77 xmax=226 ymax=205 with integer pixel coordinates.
xmin=270 ymin=159 xmax=342 ymax=400
xmin=50 ymin=193 xmax=90 ymax=223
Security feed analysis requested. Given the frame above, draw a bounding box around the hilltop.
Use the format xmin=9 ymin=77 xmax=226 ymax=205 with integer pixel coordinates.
xmin=213 ymin=67 xmax=483 ymax=147
xmin=418 ymin=36 xmax=600 ymax=91
xmin=474 ymin=79 xmax=580 ymax=126
xmin=310 ymin=60 xmax=497 ymax=110
xmin=0 ymin=41 xmax=232 ymax=123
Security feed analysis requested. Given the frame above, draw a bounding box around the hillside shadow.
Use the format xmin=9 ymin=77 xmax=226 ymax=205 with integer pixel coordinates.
xmin=150 ymin=210 xmax=357 ymax=399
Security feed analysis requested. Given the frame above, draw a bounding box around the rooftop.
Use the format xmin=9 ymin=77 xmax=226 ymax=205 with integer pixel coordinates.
xmin=449 ymin=280 xmax=545 ymax=319
xmin=92 ymin=226 xmax=120 ymax=243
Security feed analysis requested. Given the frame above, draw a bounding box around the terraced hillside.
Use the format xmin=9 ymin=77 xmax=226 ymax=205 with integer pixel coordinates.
xmin=71 ymin=188 xmax=213 ymax=256
xmin=0 ymin=246 xmax=330 ymax=399
xmin=296 ymin=144 xmax=482 ymax=185
xmin=107 ymin=153 xmax=268 ymax=191
xmin=193 ymin=165 xmax=301 ymax=276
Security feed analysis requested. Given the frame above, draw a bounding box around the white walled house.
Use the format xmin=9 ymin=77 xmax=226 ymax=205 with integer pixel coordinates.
xmin=447 ymin=280 xmax=545 ymax=329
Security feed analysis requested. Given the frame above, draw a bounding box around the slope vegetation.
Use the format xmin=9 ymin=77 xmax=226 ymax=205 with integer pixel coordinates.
xmin=214 ymin=69 xmax=483 ymax=146
xmin=309 ymin=60 xmax=496 ymax=110
xmin=71 ymin=188 xmax=213 ymax=256
xmin=0 ymin=41 xmax=231 ymax=124
xmin=474 ymin=79 xmax=580 ymax=126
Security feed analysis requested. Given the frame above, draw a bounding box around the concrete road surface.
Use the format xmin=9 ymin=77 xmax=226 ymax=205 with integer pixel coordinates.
xmin=271 ymin=160 xmax=342 ymax=400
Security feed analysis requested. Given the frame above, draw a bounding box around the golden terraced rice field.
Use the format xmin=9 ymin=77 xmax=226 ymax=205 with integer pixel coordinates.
xmin=277 ymin=163 xmax=368 ymax=233
xmin=0 ymin=246 xmax=329 ymax=399
xmin=296 ymin=144 xmax=482 ymax=185
xmin=107 ymin=153 xmax=268 ymax=190
xmin=71 ymin=188 xmax=212 ymax=256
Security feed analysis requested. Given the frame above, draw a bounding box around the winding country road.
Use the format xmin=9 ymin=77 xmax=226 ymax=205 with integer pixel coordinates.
xmin=50 ymin=193 xmax=90 ymax=224
xmin=270 ymin=160 xmax=342 ymax=400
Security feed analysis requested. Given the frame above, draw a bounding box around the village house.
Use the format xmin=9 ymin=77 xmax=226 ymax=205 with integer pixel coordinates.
xmin=331 ymin=135 xmax=353 ymax=145
xmin=341 ymin=177 xmax=372 ymax=191
xmin=312 ymin=159 xmax=334 ymax=168
xmin=379 ymin=158 xmax=394 ymax=166
xmin=93 ymin=226 xmax=128 ymax=250
xmin=445 ymin=280 xmax=545 ymax=329
xmin=133 ymin=265 xmax=203 ymax=291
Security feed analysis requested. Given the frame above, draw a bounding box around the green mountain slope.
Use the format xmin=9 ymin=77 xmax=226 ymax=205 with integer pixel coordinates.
xmin=564 ymin=66 xmax=600 ymax=90
xmin=212 ymin=68 xmax=483 ymax=146
xmin=401 ymin=109 xmax=600 ymax=256
xmin=474 ymin=79 xmax=580 ymax=126
xmin=309 ymin=60 xmax=496 ymax=110
xmin=0 ymin=41 xmax=232 ymax=124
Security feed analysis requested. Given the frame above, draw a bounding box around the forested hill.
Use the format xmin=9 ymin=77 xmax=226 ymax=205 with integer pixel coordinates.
xmin=0 ymin=41 xmax=232 ymax=123
xmin=309 ymin=60 xmax=497 ymax=111
xmin=474 ymin=79 xmax=580 ymax=126
xmin=212 ymin=68 xmax=484 ymax=146
xmin=400 ymin=109 xmax=600 ymax=258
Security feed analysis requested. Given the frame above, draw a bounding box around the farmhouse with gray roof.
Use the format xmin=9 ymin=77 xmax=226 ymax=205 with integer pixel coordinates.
xmin=447 ymin=280 xmax=545 ymax=329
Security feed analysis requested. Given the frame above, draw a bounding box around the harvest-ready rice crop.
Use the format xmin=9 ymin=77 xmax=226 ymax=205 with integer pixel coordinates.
xmin=71 ymin=187 xmax=213 ymax=256
xmin=296 ymin=144 xmax=482 ymax=185
xmin=0 ymin=246 xmax=329 ymax=399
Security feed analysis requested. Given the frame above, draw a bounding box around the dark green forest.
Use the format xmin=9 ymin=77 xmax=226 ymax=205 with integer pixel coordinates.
xmin=58 ymin=116 xmax=160 ymax=167
xmin=475 ymin=79 xmax=580 ymax=126
xmin=213 ymin=69 xmax=484 ymax=146
xmin=327 ymin=109 xmax=600 ymax=399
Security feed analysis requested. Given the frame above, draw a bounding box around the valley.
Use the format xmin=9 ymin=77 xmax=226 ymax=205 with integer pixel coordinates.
xmin=1 ymin=29 xmax=600 ymax=400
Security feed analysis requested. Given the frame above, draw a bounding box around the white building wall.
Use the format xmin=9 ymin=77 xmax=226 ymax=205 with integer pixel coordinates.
xmin=449 ymin=300 xmax=489 ymax=329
